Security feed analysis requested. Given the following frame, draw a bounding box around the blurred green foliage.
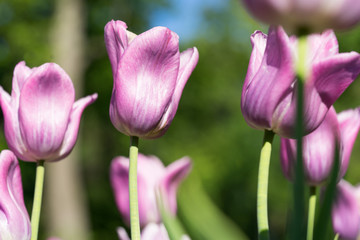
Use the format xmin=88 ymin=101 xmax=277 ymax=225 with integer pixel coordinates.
xmin=1 ymin=0 xmax=360 ymax=239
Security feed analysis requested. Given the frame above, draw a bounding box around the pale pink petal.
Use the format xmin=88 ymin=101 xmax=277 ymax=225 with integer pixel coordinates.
xmin=152 ymin=47 xmax=199 ymax=138
xmin=54 ymin=93 xmax=98 ymax=162
xmin=159 ymin=157 xmax=192 ymax=215
xmin=104 ymin=20 xmax=129 ymax=76
xmin=337 ymin=107 xmax=360 ymax=178
xmin=0 ymin=150 xmax=31 ymax=240
xmin=117 ymin=227 xmax=130 ymax=240
xmin=18 ymin=63 xmax=75 ymax=160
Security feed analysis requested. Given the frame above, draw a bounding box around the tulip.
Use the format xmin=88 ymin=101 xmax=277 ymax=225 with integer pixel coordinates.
xmin=332 ymin=180 xmax=360 ymax=240
xmin=0 ymin=150 xmax=31 ymax=240
xmin=241 ymin=26 xmax=360 ymax=138
xmin=104 ymin=20 xmax=199 ymax=139
xmin=241 ymin=0 xmax=360 ymax=33
xmin=280 ymin=107 xmax=360 ymax=185
xmin=117 ymin=223 xmax=191 ymax=240
xmin=110 ymin=154 xmax=192 ymax=227
xmin=0 ymin=61 xmax=98 ymax=162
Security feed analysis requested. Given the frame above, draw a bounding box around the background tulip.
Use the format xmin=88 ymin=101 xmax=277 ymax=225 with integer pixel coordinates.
xmin=105 ymin=20 xmax=199 ymax=139
xmin=0 ymin=150 xmax=31 ymax=240
xmin=332 ymin=180 xmax=360 ymax=240
xmin=241 ymin=0 xmax=360 ymax=33
xmin=280 ymin=107 xmax=360 ymax=185
xmin=110 ymin=154 xmax=192 ymax=227
xmin=0 ymin=61 xmax=97 ymax=162
xmin=241 ymin=26 xmax=360 ymax=138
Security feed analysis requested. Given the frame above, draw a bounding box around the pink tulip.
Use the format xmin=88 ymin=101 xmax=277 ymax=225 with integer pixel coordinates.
xmin=117 ymin=223 xmax=191 ymax=240
xmin=280 ymin=107 xmax=360 ymax=185
xmin=332 ymin=180 xmax=360 ymax=240
xmin=110 ymin=154 xmax=192 ymax=227
xmin=104 ymin=20 xmax=199 ymax=139
xmin=0 ymin=150 xmax=31 ymax=240
xmin=241 ymin=0 xmax=360 ymax=33
xmin=0 ymin=61 xmax=97 ymax=162
xmin=241 ymin=26 xmax=360 ymax=138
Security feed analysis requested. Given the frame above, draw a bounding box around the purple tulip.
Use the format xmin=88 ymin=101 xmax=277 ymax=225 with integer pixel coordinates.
xmin=241 ymin=0 xmax=360 ymax=33
xmin=104 ymin=20 xmax=199 ymax=139
xmin=0 ymin=61 xmax=97 ymax=162
xmin=117 ymin=223 xmax=191 ymax=240
xmin=332 ymin=180 xmax=360 ymax=240
xmin=241 ymin=26 xmax=360 ymax=138
xmin=280 ymin=107 xmax=360 ymax=185
xmin=0 ymin=150 xmax=31 ymax=240
xmin=110 ymin=153 xmax=192 ymax=227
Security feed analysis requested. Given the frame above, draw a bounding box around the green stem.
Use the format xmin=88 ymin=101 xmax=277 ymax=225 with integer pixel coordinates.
xmin=292 ymin=34 xmax=307 ymax=240
xmin=257 ymin=130 xmax=275 ymax=240
xmin=30 ymin=160 xmax=45 ymax=240
xmin=129 ymin=136 xmax=140 ymax=240
xmin=306 ymin=187 xmax=317 ymax=240
xmin=334 ymin=233 xmax=339 ymax=240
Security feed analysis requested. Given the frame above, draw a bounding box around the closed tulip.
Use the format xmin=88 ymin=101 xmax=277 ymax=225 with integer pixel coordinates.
xmin=110 ymin=154 xmax=192 ymax=227
xmin=0 ymin=150 xmax=31 ymax=240
xmin=105 ymin=20 xmax=199 ymax=139
xmin=241 ymin=26 xmax=360 ymax=138
xmin=280 ymin=107 xmax=360 ymax=185
xmin=332 ymin=180 xmax=360 ymax=240
xmin=241 ymin=0 xmax=360 ymax=33
xmin=0 ymin=61 xmax=97 ymax=162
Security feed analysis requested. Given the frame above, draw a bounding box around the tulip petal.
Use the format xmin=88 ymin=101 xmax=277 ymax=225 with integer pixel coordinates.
xmin=11 ymin=61 xmax=33 ymax=102
xmin=104 ymin=20 xmax=129 ymax=76
xmin=141 ymin=223 xmax=169 ymax=240
xmin=313 ymin=52 xmax=360 ymax=107
xmin=337 ymin=107 xmax=360 ymax=178
xmin=117 ymin=227 xmax=130 ymax=240
xmin=152 ymin=47 xmax=199 ymax=138
xmin=0 ymin=150 xmax=31 ymax=240
xmin=159 ymin=157 xmax=192 ymax=215
xmin=114 ymin=26 xmax=180 ymax=136
xmin=247 ymin=30 xmax=268 ymax=82
xmin=110 ymin=157 xmax=131 ymax=226
xmin=332 ymin=180 xmax=360 ymax=240
xmin=18 ymin=63 xmax=75 ymax=160
xmin=55 ymin=93 xmax=98 ymax=161
xmin=307 ymin=29 xmax=338 ymax=64
xmin=241 ymin=26 xmax=295 ymax=131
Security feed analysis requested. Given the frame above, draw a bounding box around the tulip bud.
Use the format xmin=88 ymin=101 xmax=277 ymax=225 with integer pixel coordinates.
xmin=241 ymin=0 xmax=360 ymax=33
xmin=0 ymin=150 xmax=31 ymax=240
xmin=0 ymin=61 xmax=97 ymax=162
xmin=241 ymin=26 xmax=360 ymax=138
xmin=104 ymin=20 xmax=199 ymax=139
xmin=332 ymin=180 xmax=360 ymax=240
xmin=110 ymin=154 xmax=192 ymax=227
xmin=280 ymin=107 xmax=360 ymax=185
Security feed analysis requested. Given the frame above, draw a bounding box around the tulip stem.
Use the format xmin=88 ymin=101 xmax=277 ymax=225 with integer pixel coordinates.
xmin=30 ymin=160 xmax=45 ymax=240
xmin=129 ymin=136 xmax=140 ymax=240
xmin=306 ymin=186 xmax=317 ymax=240
xmin=292 ymin=34 xmax=307 ymax=240
xmin=257 ymin=130 xmax=275 ymax=240
xmin=334 ymin=233 xmax=339 ymax=240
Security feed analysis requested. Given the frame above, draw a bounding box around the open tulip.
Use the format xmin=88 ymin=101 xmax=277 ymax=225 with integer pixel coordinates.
xmin=332 ymin=180 xmax=360 ymax=240
xmin=241 ymin=26 xmax=360 ymax=138
xmin=0 ymin=61 xmax=97 ymax=162
xmin=110 ymin=154 xmax=192 ymax=227
xmin=280 ymin=107 xmax=360 ymax=185
xmin=0 ymin=150 xmax=31 ymax=240
xmin=105 ymin=20 xmax=199 ymax=139
xmin=241 ymin=0 xmax=360 ymax=33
